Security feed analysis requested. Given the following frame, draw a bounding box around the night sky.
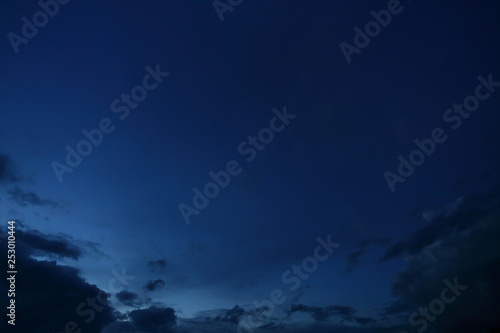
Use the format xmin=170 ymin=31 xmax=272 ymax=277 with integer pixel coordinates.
xmin=1 ymin=1 xmax=500 ymax=332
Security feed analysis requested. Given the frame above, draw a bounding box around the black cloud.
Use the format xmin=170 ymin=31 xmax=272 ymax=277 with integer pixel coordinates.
xmin=129 ymin=306 xmax=177 ymax=332
xmin=215 ymin=304 xmax=245 ymax=324
xmin=16 ymin=228 xmax=82 ymax=260
xmin=0 ymin=226 xmax=115 ymax=332
xmin=148 ymin=259 xmax=167 ymax=271
xmin=388 ymin=190 xmax=500 ymax=332
xmin=0 ymin=153 xmax=22 ymax=183
xmin=144 ymin=279 xmax=166 ymax=291
xmin=286 ymin=304 xmax=356 ymax=322
xmin=116 ymin=290 xmax=140 ymax=307
xmin=345 ymin=249 xmax=366 ymax=274
xmin=381 ymin=190 xmax=500 ymax=261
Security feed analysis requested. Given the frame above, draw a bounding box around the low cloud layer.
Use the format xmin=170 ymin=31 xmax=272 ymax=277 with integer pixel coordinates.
xmin=0 ymin=226 xmax=115 ymax=332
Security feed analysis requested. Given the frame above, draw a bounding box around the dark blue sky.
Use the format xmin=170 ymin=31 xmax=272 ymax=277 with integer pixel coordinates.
xmin=1 ymin=1 xmax=500 ymax=332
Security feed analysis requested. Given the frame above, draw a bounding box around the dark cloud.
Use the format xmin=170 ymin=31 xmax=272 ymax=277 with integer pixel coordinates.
xmin=8 ymin=186 xmax=69 ymax=209
xmin=286 ymin=304 xmax=356 ymax=322
xmin=381 ymin=189 xmax=500 ymax=261
xmin=0 ymin=153 xmax=23 ymax=183
xmin=174 ymin=301 xmax=405 ymax=333
xmin=17 ymin=228 xmax=82 ymax=260
xmin=0 ymin=227 xmax=115 ymax=332
xmin=345 ymin=237 xmax=390 ymax=273
xmin=354 ymin=317 xmax=376 ymax=326
xmin=179 ymin=313 xmax=400 ymax=333
xmin=345 ymin=249 xmax=366 ymax=274
xmin=101 ymin=321 xmax=135 ymax=333
xmin=379 ymin=299 xmax=414 ymax=318
xmin=215 ymin=305 xmax=245 ymax=324
xmin=191 ymin=304 xmax=273 ymax=331
xmin=148 ymin=259 xmax=167 ymax=271
xmin=180 ymin=305 xmax=278 ymax=333
xmin=115 ymin=290 xmax=140 ymax=307
xmin=144 ymin=279 xmax=166 ymax=292
xmin=129 ymin=306 xmax=177 ymax=333
xmin=185 ymin=301 xmax=384 ymax=332
xmin=389 ymin=194 xmax=500 ymax=332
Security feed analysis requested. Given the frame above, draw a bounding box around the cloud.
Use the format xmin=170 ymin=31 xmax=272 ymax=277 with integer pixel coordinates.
xmin=0 ymin=153 xmax=23 ymax=183
xmin=176 ymin=303 xmax=402 ymax=333
xmin=379 ymin=299 xmax=414 ymax=318
xmin=144 ymin=279 xmax=166 ymax=292
xmin=101 ymin=321 xmax=136 ymax=333
xmin=10 ymin=226 xmax=105 ymax=260
xmin=387 ymin=190 xmax=500 ymax=332
xmin=345 ymin=237 xmax=390 ymax=273
xmin=422 ymin=196 xmax=464 ymax=222
xmin=8 ymin=186 xmax=69 ymax=209
xmin=354 ymin=317 xmax=376 ymax=326
xmin=16 ymin=228 xmax=82 ymax=260
xmin=148 ymin=259 xmax=167 ymax=271
xmin=179 ymin=305 xmax=273 ymax=333
xmin=345 ymin=249 xmax=366 ymax=274
xmin=116 ymin=290 xmax=140 ymax=307
xmin=180 ymin=312 xmax=396 ymax=333
xmin=189 ymin=304 xmax=274 ymax=331
xmin=0 ymin=226 xmax=115 ymax=332
xmin=286 ymin=304 xmax=356 ymax=322
xmin=381 ymin=189 xmax=500 ymax=261
xmin=215 ymin=305 xmax=245 ymax=324
xmin=129 ymin=306 xmax=177 ymax=333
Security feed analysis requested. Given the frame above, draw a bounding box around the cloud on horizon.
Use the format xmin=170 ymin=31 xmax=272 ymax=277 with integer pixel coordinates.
xmin=0 ymin=226 xmax=115 ymax=332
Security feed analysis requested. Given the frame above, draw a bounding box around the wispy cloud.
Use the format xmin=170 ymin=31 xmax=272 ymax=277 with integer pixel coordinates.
xmin=8 ymin=186 xmax=69 ymax=210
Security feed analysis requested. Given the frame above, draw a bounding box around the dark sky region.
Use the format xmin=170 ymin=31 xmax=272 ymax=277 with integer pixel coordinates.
xmin=1 ymin=0 xmax=500 ymax=332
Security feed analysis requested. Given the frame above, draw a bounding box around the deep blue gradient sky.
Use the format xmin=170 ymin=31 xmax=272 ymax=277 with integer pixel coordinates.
xmin=1 ymin=1 xmax=500 ymax=332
